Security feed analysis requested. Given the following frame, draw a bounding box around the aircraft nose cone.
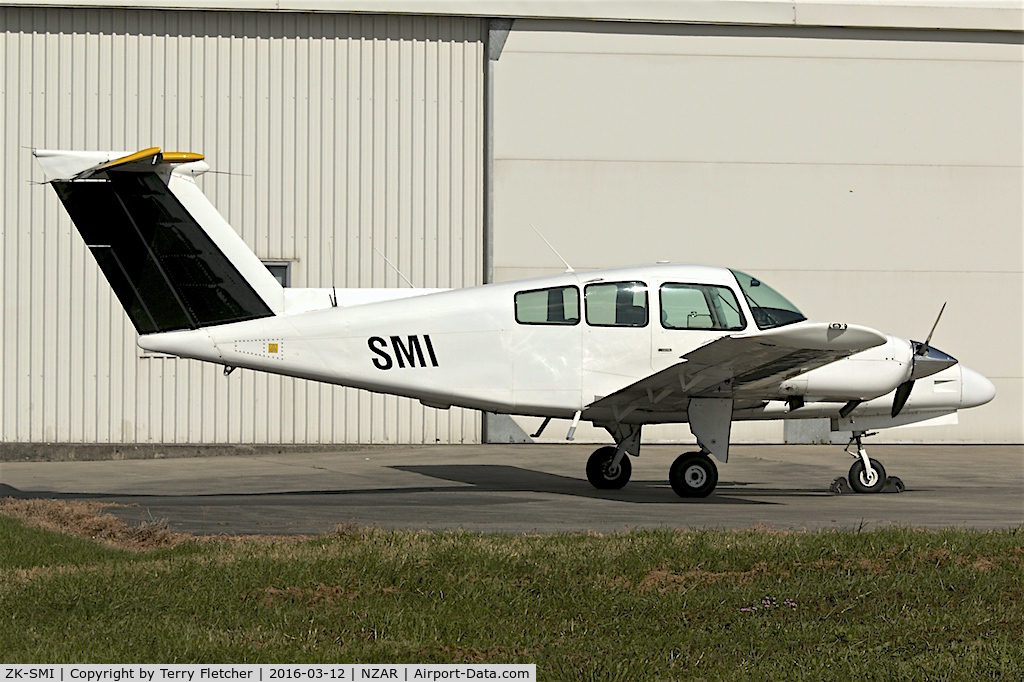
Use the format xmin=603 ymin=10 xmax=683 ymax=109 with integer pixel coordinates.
xmin=960 ymin=366 xmax=996 ymax=409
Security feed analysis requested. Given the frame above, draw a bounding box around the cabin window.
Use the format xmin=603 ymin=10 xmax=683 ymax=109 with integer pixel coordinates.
xmin=585 ymin=281 xmax=648 ymax=327
xmin=515 ymin=285 xmax=580 ymax=325
xmin=660 ymin=283 xmax=746 ymax=331
xmin=730 ymin=269 xmax=806 ymax=330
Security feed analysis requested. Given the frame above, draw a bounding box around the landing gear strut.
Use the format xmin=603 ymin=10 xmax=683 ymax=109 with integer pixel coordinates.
xmin=584 ymin=423 xmax=723 ymax=499
xmin=845 ymin=431 xmax=886 ymax=494
xmin=586 ymin=424 xmax=640 ymax=490
xmin=586 ymin=446 xmax=632 ymax=489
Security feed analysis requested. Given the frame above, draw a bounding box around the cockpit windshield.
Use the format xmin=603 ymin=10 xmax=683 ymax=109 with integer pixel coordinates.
xmin=730 ymin=269 xmax=806 ymax=330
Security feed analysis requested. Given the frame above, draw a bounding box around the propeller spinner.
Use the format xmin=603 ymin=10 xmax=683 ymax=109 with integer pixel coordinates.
xmin=891 ymin=303 xmax=959 ymax=418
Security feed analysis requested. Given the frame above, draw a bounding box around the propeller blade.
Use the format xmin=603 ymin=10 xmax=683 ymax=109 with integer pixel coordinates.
xmin=907 ymin=302 xmax=958 ymax=381
xmin=920 ymin=302 xmax=947 ymax=354
xmin=891 ymin=380 xmax=915 ymax=418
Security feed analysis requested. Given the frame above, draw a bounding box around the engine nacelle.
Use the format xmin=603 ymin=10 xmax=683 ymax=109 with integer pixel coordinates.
xmin=778 ymin=335 xmax=913 ymax=401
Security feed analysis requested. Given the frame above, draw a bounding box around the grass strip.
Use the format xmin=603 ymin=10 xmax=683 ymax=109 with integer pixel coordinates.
xmin=1 ymin=505 xmax=1022 ymax=679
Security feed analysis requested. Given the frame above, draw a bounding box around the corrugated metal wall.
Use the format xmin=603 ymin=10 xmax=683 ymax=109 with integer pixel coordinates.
xmin=1 ymin=7 xmax=485 ymax=444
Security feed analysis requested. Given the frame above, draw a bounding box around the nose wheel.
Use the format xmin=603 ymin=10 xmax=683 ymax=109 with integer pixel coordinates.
xmin=848 ymin=456 xmax=886 ymax=494
xmin=842 ymin=432 xmax=894 ymax=494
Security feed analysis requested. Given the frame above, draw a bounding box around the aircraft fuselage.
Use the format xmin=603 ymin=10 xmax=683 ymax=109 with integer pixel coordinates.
xmin=137 ymin=264 xmax=989 ymax=433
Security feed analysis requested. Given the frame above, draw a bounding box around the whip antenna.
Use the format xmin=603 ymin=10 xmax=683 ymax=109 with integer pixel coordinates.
xmin=328 ymin=234 xmax=338 ymax=307
xmin=373 ymin=247 xmax=417 ymax=288
xmin=530 ymin=223 xmax=574 ymax=273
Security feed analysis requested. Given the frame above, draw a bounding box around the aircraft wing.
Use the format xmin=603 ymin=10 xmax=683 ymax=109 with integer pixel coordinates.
xmin=584 ymin=322 xmax=887 ymax=419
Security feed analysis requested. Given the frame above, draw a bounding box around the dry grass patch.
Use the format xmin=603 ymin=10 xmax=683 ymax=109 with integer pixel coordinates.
xmin=638 ymin=560 xmax=779 ymax=594
xmin=0 ymin=498 xmax=191 ymax=550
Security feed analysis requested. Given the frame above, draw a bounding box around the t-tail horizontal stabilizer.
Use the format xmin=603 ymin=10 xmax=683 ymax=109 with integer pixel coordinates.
xmin=35 ymin=147 xmax=284 ymax=335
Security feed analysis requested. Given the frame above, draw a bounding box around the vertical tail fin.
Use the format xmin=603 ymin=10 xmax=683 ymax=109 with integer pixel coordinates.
xmin=35 ymin=148 xmax=283 ymax=334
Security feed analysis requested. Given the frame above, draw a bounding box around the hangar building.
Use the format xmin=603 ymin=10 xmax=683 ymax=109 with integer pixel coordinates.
xmin=1 ymin=0 xmax=1021 ymax=451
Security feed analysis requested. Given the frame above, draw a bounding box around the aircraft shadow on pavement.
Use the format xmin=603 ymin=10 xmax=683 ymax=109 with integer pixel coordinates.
xmin=390 ymin=465 xmax=776 ymax=505
xmin=0 ymin=467 xmax=854 ymax=505
xmin=2 ymin=469 xmax=777 ymax=505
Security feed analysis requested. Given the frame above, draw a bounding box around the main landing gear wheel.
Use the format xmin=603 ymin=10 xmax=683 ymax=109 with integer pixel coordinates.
xmin=586 ymin=446 xmax=632 ymax=489
xmin=848 ymin=458 xmax=886 ymax=494
xmin=669 ymin=452 xmax=718 ymax=498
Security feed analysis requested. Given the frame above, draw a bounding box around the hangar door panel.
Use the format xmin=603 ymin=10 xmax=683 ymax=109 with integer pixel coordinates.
xmin=492 ymin=20 xmax=1022 ymax=443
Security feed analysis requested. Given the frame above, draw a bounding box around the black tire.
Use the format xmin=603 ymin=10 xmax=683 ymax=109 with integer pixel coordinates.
xmin=586 ymin=446 xmax=632 ymax=489
xmin=669 ymin=452 xmax=718 ymax=498
xmin=848 ymin=458 xmax=887 ymax=494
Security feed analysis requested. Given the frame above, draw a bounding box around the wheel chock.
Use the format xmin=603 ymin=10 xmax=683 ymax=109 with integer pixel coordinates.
xmin=830 ymin=476 xmax=905 ymax=494
xmin=882 ymin=476 xmax=905 ymax=493
xmin=830 ymin=477 xmax=852 ymax=493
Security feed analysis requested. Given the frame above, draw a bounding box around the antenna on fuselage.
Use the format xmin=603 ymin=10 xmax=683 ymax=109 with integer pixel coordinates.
xmin=328 ymin=234 xmax=338 ymax=307
xmin=530 ymin=223 xmax=574 ymax=273
xmin=373 ymin=247 xmax=417 ymax=288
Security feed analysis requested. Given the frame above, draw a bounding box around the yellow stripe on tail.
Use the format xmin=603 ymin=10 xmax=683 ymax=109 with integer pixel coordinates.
xmin=93 ymin=147 xmax=204 ymax=174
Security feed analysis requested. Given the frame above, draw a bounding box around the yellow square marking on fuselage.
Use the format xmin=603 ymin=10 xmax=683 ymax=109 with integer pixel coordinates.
xmin=268 ymin=343 xmax=278 ymax=353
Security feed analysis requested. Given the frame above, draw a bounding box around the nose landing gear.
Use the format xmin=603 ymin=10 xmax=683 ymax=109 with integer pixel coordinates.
xmin=833 ymin=431 xmax=904 ymax=494
xmin=846 ymin=432 xmax=886 ymax=493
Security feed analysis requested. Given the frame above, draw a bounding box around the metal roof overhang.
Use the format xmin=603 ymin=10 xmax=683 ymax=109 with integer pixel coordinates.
xmin=1 ymin=0 xmax=1021 ymax=32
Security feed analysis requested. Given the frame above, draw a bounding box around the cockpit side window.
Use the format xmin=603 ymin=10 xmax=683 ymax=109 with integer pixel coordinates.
xmin=660 ymin=283 xmax=746 ymax=331
xmin=515 ymin=285 xmax=580 ymax=325
xmin=730 ymin=269 xmax=806 ymax=330
xmin=585 ymin=281 xmax=648 ymax=327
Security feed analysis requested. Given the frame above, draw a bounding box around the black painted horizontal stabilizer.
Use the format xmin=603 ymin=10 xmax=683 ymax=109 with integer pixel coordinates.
xmin=53 ymin=171 xmax=274 ymax=334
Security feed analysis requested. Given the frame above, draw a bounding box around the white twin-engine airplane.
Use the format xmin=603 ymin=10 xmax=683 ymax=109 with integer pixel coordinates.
xmin=35 ymin=147 xmax=996 ymax=498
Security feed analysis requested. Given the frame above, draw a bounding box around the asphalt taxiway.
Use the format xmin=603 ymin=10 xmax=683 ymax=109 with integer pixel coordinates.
xmin=1 ymin=444 xmax=1021 ymax=534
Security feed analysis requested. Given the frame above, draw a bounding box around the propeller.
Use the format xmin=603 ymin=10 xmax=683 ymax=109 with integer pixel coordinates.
xmin=891 ymin=380 xmax=914 ymax=418
xmin=919 ymin=302 xmax=946 ymax=356
xmin=891 ymin=303 xmax=957 ymax=418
